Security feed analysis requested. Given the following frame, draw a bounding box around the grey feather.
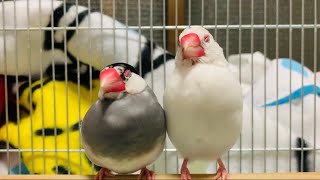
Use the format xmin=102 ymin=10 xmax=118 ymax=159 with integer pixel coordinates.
xmin=81 ymin=86 xmax=166 ymax=160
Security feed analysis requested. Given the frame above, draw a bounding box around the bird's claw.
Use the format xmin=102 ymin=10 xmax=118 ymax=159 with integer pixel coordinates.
xmin=180 ymin=159 xmax=191 ymax=180
xmin=94 ymin=168 xmax=114 ymax=180
xmin=212 ymin=167 xmax=229 ymax=180
xmin=180 ymin=168 xmax=191 ymax=180
xmin=137 ymin=167 xmax=155 ymax=180
xmin=212 ymin=159 xmax=229 ymax=180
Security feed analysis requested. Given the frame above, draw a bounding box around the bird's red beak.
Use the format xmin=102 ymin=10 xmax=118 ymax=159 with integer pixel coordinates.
xmin=179 ymin=33 xmax=205 ymax=59
xmin=99 ymin=68 xmax=125 ymax=94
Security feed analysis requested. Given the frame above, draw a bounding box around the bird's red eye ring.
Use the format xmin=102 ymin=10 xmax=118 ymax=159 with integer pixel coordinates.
xmin=123 ymin=70 xmax=131 ymax=79
xmin=204 ymin=35 xmax=210 ymax=42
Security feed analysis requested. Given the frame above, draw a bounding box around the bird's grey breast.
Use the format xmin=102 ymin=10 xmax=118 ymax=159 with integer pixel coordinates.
xmin=81 ymin=87 xmax=166 ymax=159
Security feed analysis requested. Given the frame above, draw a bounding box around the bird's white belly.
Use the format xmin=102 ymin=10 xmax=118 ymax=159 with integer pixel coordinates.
xmin=167 ymin=108 xmax=241 ymax=160
xmin=164 ymin=64 xmax=243 ymax=161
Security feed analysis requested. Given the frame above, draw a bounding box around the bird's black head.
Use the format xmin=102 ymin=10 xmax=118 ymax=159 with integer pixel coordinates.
xmin=105 ymin=63 xmax=139 ymax=80
xmin=99 ymin=63 xmax=144 ymax=99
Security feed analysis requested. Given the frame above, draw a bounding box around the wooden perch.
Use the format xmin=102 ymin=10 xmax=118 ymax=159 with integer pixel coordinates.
xmin=1 ymin=172 xmax=320 ymax=179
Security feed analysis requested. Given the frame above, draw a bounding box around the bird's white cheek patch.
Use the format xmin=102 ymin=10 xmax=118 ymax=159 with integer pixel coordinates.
xmin=125 ymin=74 xmax=147 ymax=94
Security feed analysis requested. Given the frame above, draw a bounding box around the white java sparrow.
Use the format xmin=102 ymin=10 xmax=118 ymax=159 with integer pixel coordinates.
xmin=164 ymin=26 xmax=243 ymax=179
xmin=81 ymin=63 xmax=166 ymax=180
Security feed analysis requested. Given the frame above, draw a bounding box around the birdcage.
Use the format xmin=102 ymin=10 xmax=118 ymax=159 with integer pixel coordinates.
xmin=0 ymin=0 xmax=319 ymax=179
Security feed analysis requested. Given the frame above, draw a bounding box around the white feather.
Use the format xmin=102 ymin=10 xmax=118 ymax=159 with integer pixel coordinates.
xmin=227 ymin=51 xmax=272 ymax=95
xmin=0 ymin=0 xmax=63 ymax=76
xmin=125 ymin=73 xmax=147 ymax=94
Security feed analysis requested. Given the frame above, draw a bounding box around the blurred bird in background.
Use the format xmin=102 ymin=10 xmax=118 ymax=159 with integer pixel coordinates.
xmin=208 ymin=55 xmax=320 ymax=173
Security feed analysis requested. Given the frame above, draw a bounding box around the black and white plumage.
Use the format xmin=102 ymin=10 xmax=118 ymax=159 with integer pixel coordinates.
xmin=0 ymin=0 xmax=175 ymax=104
xmin=164 ymin=26 xmax=243 ymax=179
xmin=81 ymin=63 xmax=166 ymax=180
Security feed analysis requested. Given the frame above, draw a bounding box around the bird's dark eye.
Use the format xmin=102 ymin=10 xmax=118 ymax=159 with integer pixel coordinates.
xmin=204 ymin=35 xmax=210 ymax=42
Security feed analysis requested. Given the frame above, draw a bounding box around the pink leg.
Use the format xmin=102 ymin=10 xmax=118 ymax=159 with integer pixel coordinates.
xmin=94 ymin=168 xmax=114 ymax=180
xmin=180 ymin=159 xmax=192 ymax=180
xmin=212 ymin=159 xmax=229 ymax=180
xmin=137 ymin=167 xmax=155 ymax=180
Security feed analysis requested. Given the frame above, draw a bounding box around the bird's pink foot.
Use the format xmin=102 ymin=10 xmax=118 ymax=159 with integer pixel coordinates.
xmin=94 ymin=168 xmax=114 ymax=180
xmin=137 ymin=167 xmax=155 ymax=180
xmin=180 ymin=159 xmax=192 ymax=180
xmin=212 ymin=159 xmax=229 ymax=180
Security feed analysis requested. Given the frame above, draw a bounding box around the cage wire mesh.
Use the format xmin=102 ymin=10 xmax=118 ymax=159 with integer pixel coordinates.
xmin=0 ymin=0 xmax=319 ymax=176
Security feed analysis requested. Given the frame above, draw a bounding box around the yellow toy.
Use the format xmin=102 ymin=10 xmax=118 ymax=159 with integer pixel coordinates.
xmin=0 ymin=77 xmax=100 ymax=175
